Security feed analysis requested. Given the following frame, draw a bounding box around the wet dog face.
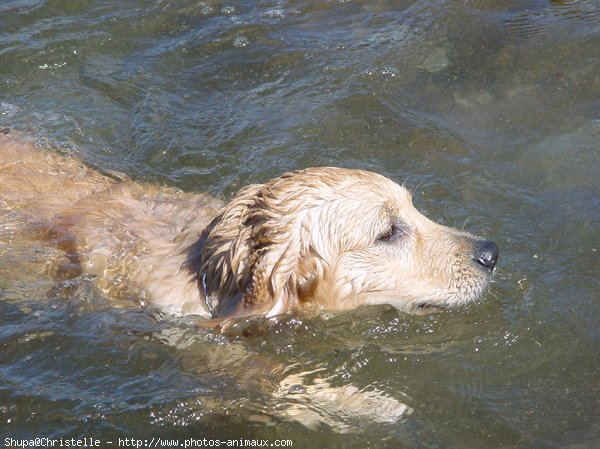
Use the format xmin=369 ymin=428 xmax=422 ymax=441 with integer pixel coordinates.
xmin=199 ymin=167 xmax=498 ymax=319
xmin=319 ymin=176 xmax=499 ymax=312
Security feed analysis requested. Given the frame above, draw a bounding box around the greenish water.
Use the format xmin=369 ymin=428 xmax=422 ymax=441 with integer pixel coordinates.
xmin=1 ymin=0 xmax=599 ymax=448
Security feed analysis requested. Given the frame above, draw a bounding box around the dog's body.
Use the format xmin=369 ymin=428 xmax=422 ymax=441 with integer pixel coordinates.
xmin=0 ymin=133 xmax=222 ymax=316
xmin=0 ymin=132 xmax=498 ymax=323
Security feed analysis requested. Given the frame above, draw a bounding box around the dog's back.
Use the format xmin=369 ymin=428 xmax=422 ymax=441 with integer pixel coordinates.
xmin=0 ymin=132 xmax=220 ymax=315
xmin=0 ymin=133 xmax=114 ymax=221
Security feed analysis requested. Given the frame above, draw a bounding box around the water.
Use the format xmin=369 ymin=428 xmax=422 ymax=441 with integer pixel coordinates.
xmin=1 ymin=0 xmax=599 ymax=447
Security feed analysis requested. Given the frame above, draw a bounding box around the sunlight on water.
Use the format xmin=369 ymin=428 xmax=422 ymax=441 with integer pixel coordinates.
xmin=0 ymin=0 xmax=598 ymax=447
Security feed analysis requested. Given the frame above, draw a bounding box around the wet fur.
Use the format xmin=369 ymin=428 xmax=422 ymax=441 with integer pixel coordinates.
xmin=0 ymin=132 xmax=494 ymax=324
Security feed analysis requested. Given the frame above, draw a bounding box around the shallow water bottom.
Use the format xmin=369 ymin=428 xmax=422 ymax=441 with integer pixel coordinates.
xmin=1 ymin=0 xmax=599 ymax=447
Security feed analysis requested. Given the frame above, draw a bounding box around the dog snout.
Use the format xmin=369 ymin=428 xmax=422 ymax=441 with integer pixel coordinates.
xmin=473 ymin=240 xmax=499 ymax=270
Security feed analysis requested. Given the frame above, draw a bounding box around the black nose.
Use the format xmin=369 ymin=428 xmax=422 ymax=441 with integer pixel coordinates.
xmin=474 ymin=240 xmax=499 ymax=270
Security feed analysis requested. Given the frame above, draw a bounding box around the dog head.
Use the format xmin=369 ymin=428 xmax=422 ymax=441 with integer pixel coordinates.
xmin=196 ymin=168 xmax=498 ymax=319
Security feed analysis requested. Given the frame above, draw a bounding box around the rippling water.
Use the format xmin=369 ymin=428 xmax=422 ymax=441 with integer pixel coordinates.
xmin=1 ymin=1 xmax=599 ymax=448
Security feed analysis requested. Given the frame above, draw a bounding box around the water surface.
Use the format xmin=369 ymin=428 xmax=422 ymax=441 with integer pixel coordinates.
xmin=1 ymin=0 xmax=599 ymax=448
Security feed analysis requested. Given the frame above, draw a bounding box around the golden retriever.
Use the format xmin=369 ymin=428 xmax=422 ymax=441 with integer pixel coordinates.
xmin=0 ymin=131 xmax=498 ymax=324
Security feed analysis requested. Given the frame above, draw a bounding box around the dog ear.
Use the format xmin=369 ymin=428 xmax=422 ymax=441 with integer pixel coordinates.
xmin=196 ymin=181 xmax=317 ymax=319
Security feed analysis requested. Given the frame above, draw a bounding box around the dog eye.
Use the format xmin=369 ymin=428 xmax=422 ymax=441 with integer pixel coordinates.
xmin=376 ymin=223 xmax=405 ymax=243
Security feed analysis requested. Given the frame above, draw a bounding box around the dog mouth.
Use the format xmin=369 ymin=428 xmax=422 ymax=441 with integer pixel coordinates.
xmin=414 ymin=302 xmax=446 ymax=314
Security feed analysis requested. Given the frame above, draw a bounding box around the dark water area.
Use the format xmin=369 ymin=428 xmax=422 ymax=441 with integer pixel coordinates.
xmin=0 ymin=0 xmax=599 ymax=448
